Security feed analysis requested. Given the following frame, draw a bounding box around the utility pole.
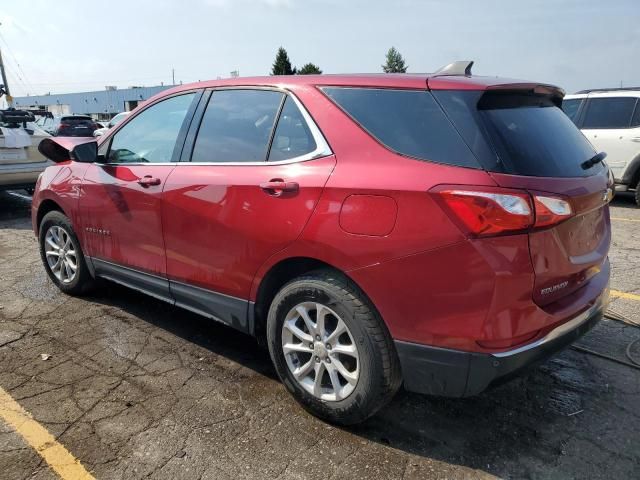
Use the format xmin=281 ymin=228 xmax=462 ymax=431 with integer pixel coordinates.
xmin=0 ymin=46 xmax=13 ymax=107
xmin=172 ymin=68 xmax=175 ymax=85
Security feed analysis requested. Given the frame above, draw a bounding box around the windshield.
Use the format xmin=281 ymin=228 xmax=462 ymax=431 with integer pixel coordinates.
xmin=109 ymin=113 xmax=128 ymax=127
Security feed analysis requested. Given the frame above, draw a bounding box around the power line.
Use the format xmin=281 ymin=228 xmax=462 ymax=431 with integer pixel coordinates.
xmin=0 ymin=31 xmax=35 ymax=93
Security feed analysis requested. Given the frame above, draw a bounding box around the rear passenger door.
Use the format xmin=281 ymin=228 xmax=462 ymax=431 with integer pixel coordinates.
xmin=581 ymin=95 xmax=640 ymax=180
xmin=161 ymin=89 xmax=335 ymax=331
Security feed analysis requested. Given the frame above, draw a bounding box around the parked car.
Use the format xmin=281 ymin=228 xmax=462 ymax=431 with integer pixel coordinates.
xmin=44 ymin=115 xmax=99 ymax=137
xmin=32 ymin=63 xmax=612 ymax=425
xmin=0 ymin=110 xmax=52 ymax=193
xmin=35 ymin=114 xmax=55 ymax=134
xmin=93 ymin=112 xmax=130 ymax=137
xmin=563 ymin=88 xmax=640 ymax=205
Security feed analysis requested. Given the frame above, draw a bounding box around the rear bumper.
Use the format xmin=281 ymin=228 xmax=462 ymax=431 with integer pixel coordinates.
xmin=396 ymin=288 xmax=607 ymax=397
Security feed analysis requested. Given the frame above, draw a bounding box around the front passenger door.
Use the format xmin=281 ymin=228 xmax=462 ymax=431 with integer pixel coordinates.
xmin=79 ymin=91 xmax=200 ymax=290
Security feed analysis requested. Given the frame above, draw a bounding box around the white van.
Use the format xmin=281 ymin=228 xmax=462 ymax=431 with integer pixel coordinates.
xmin=563 ymin=88 xmax=640 ymax=206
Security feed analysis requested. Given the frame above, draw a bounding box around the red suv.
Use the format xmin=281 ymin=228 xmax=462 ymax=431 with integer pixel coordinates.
xmin=32 ymin=62 xmax=612 ymax=425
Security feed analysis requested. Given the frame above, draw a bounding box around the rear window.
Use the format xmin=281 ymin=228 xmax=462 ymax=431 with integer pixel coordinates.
xmin=62 ymin=117 xmax=93 ymax=126
xmin=321 ymin=87 xmax=480 ymax=168
xmin=433 ymin=90 xmax=601 ymax=178
xmin=582 ymin=97 xmax=637 ymax=129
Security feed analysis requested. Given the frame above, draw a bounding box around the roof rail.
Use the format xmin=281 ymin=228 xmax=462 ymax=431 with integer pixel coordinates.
xmin=433 ymin=60 xmax=474 ymax=77
xmin=575 ymin=86 xmax=640 ymax=94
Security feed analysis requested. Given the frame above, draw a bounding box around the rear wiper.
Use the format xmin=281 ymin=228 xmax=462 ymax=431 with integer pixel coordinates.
xmin=581 ymin=151 xmax=607 ymax=170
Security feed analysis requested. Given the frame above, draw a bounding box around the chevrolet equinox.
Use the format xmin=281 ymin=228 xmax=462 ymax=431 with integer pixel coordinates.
xmin=33 ymin=61 xmax=612 ymax=425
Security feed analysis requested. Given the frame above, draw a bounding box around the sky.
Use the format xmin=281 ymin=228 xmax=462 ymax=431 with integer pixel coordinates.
xmin=0 ymin=0 xmax=638 ymax=102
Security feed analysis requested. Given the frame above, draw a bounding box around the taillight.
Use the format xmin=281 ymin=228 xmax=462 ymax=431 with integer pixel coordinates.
xmin=433 ymin=186 xmax=573 ymax=237
xmin=533 ymin=195 xmax=572 ymax=228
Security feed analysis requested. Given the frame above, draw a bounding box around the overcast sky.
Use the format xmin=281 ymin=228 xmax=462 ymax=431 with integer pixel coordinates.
xmin=0 ymin=0 xmax=638 ymax=100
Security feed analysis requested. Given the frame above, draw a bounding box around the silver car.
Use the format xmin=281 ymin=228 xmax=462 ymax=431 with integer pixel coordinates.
xmin=0 ymin=116 xmax=51 ymax=194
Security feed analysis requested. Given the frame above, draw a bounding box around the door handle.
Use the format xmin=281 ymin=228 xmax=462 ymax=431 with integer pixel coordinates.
xmin=260 ymin=179 xmax=299 ymax=195
xmin=137 ymin=175 xmax=161 ymax=187
xmin=631 ymin=137 xmax=640 ymax=143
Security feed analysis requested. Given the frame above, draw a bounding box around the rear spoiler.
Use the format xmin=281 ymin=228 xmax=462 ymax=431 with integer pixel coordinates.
xmin=481 ymin=84 xmax=565 ymax=107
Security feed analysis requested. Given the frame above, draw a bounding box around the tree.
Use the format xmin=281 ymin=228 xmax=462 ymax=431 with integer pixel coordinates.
xmin=271 ymin=47 xmax=296 ymax=75
xmin=382 ymin=47 xmax=408 ymax=73
xmin=297 ymin=63 xmax=323 ymax=75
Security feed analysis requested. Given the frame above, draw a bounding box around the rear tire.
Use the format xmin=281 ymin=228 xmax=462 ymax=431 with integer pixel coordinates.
xmin=39 ymin=211 xmax=96 ymax=295
xmin=266 ymin=269 xmax=401 ymax=425
xmin=634 ymin=185 xmax=640 ymax=207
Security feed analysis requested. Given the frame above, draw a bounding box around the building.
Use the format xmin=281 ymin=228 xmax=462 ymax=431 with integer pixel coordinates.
xmin=12 ymin=85 xmax=174 ymax=120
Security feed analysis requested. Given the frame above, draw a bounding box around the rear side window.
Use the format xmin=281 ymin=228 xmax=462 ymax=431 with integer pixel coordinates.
xmin=582 ymin=97 xmax=637 ymax=129
xmin=434 ymin=90 xmax=600 ymax=178
xmin=322 ymin=87 xmax=480 ymax=168
xmin=268 ymin=97 xmax=316 ymax=161
xmin=561 ymin=98 xmax=582 ymax=124
xmin=191 ymin=89 xmax=284 ymax=162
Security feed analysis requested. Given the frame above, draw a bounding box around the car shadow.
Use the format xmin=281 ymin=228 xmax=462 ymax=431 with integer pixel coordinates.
xmin=84 ymin=281 xmax=620 ymax=478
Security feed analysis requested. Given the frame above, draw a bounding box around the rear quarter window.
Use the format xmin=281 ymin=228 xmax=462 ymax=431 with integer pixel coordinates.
xmin=321 ymin=87 xmax=480 ymax=169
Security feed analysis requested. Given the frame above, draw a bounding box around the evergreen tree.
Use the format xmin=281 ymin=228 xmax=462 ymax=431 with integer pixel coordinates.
xmin=382 ymin=47 xmax=408 ymax=73
xmin=271 ymin=47 xmax=295 ymax=75
xmin=298 ymin=63 xmax=323 ymax=75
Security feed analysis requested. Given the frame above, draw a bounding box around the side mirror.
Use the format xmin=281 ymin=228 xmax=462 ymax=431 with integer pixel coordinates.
xmin=71 ymin=141 xmax=98 ymax=163
xmin=38 ymin=137 xmax=98 ymax=163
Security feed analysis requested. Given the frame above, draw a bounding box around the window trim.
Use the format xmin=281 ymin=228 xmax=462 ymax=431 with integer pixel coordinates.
xmin=182 ymin=86 xmax=332 ymax=167
xmin=96 ymin=89 xmax=204 ymax=166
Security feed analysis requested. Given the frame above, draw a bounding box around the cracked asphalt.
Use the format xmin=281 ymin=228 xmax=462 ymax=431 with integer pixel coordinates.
xmin=0 ymin=190 xmax=639 ymax=480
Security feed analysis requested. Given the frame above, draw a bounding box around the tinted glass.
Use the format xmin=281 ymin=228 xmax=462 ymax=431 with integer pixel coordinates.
xmin=582 ymin=97 xmax=636 ymax=129
xmin=268 ymin=97 xmax=316 ymax=161
xmin=109 ymin=113 xmax=128 ymax=127
xmin=322 ymin=87 xmax=479 ymax=168
xmin=108 ymin=93 xmax=195 ymax=163
xmin=191 ymin=89 xmax=284 ymax=162
xmin=561 ymin=98 xmax=582 ymax=123
xmin=632 ymin=102 xmax=640 ymax=128
xmin=434 ymin=90 xmax=601 ymax=178
xmin=64 ymin=118 xmax=93 ymax=126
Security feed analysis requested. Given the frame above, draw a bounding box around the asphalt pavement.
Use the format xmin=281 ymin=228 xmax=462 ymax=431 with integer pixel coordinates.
xmin=0 ymin=190 xmax=639 ymax=480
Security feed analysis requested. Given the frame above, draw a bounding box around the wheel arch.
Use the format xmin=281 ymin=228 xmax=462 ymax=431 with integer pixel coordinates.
xmin=36 ymin=199 xmax=66 ymax=235
xmin=621 ymin=152 xmax=640 ymax=188
xmin=251 ymin=256 xmax=379 ymax=345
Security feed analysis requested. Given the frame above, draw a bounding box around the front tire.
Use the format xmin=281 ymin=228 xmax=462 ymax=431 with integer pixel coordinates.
xmin=39 ymin=211 xmax=96 ymax=295
xmin=634 ymin=185 xmax=640 ymax=207
xmin=266 ymin=269 xmax=401 ymax=425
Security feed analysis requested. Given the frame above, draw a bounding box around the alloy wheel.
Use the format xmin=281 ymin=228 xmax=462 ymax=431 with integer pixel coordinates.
xmin=44 ymin=225 xmax=78 ymax=284
xmin=281 ymin=301 xmax=360 ymax=401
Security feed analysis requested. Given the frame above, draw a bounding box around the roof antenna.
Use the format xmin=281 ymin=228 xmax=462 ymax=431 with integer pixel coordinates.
xmin=433 ymin=60 xmax=474 ymax=76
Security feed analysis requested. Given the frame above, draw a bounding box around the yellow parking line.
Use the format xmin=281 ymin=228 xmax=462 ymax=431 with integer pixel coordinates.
xmin=611 ymin=217 xmax=640 ymax=223
xmin=610 ymin=289 xmax=640 ymax=302
xmin=0 ymin=386 xmax=95 ymax=480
